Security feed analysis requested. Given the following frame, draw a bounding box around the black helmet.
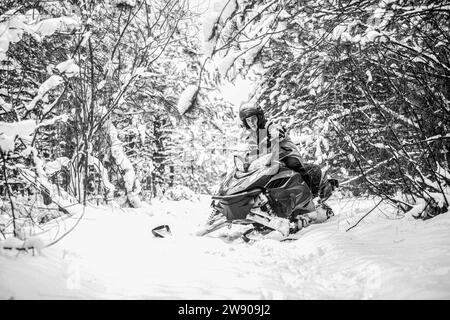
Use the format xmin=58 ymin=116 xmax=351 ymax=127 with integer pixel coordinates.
xmin=239 ymin=104 xmax=266 ymax=129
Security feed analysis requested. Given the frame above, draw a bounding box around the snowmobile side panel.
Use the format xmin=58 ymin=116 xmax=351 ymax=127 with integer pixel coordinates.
xmin=265 ymin=168 xmax=313 ymax=218
xmin=213 ymin=189 xmax=263 ymax=221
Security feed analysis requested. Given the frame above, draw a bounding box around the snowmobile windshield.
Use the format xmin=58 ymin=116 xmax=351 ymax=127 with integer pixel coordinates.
xmin=248 ymin=154 xmax=277 ymax=172
xmin=233 ymin=154 xmax=279 ymax=180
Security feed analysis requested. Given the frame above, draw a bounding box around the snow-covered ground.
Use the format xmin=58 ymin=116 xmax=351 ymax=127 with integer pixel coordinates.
xmin=1 ymin=195 xmax=449 ymax=299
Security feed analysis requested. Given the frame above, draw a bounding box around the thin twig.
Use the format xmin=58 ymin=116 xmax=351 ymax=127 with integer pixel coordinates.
xmin=45 ymin=205 xmax=86 ymax=248
xmin=346 ymin=199 xmax=384 ymax=232
xmin=1 ymin=150 xmax=17 ymax=237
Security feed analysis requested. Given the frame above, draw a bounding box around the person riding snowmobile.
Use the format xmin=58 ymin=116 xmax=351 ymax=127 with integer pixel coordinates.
xmin=238 ymin=104 xmax=337 ymax=217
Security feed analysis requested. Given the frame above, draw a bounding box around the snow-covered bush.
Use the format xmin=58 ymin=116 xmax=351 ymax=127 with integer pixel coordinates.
xmin=164 ymin=185 xmax=198 ymax=201
xmin=0 ymin=0 xmax=226 ymax=243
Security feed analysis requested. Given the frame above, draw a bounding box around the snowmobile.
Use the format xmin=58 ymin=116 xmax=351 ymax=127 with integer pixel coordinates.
xmin=196 ymin=153 xmax=336 ymax=242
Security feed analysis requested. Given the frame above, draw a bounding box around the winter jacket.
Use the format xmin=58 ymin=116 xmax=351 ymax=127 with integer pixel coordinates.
xmin=244 ymin=121 xmax=304 ymax=165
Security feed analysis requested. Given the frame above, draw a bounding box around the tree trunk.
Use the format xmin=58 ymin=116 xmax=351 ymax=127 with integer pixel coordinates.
xmin=109 ymin=122 xmax=142 ymax=208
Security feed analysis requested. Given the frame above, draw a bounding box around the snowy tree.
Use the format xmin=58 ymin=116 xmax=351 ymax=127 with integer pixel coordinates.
xmin=0 ymin=0 xmax=231 ymax=239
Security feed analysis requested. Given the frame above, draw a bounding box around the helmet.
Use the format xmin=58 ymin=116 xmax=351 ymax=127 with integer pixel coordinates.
xmin=239 ymin=104 xmax=266 ymax=129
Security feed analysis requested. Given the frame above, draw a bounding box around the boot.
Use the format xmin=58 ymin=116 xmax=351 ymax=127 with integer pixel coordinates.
xmin=318 ymin=178 xmax=339 ymax=202
xmin=307 ymin=202 xmax=334 ymax=223
xmin=291 ymin=214 xmax=311 ymax=232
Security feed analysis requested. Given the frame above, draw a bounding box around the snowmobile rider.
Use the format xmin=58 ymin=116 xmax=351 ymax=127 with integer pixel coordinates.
xmin=238 ymin=104 xmax=335 ymax=201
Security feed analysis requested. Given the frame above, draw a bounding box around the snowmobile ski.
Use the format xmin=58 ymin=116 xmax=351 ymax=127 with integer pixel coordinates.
xmin=246 ymin=209 xmax=290 ymax=237
xmin=195 ymin=216 xmax=230 ymax=237
xmin=241 ymin=226 xmax=297 ymax=242
xmin=152 ymin=225 xmax=172 ymax=238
